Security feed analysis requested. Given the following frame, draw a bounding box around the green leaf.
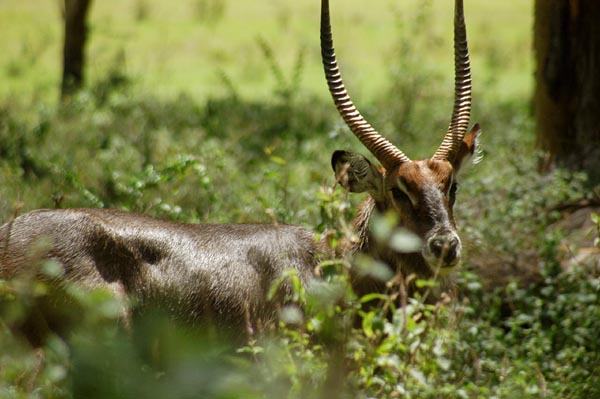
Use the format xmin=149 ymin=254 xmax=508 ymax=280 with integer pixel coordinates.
xmin=362 ymin=311 xmax=375 ymax=338
xmin=270 ymin=155 xmax=286 ymax=165
xmin=360 ymin=293 xmax=389 ymax=304
xmin=389 ymin=229 xmax=422 ymax=253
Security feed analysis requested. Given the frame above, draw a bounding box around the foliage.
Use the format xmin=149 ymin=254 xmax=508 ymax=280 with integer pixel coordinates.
xmin=0 ymin=81 xmax=597 ymax=395
xmin=592 ymin=213 xmax=600 ymax=248
xmin=1 ymin=1 xmax=598 ymax=397
xmin=1 ymin=211 xmax=598 ymax=398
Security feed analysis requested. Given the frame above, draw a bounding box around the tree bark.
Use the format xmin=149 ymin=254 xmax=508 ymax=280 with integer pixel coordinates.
xmin=61 ymin=0 xmax=92 ymax=100
xmin=534 ymin=0 xmax=600 ymax=184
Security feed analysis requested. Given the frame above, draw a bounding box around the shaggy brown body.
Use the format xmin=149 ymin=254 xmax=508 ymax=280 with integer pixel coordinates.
xmin=1 ymin=209 xmax=320 ymax=339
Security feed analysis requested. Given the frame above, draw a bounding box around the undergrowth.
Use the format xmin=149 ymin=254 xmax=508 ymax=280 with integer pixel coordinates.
xmin=1 ymin=81 xmax=598 ymax=397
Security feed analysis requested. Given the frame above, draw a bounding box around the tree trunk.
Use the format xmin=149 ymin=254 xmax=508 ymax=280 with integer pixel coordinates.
xmin=534 ymin=0 xmax=600 ymax=184
xmin=61 ymin=0 xmax=92 ymax=100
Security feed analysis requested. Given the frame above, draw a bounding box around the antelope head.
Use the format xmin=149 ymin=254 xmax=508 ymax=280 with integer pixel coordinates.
xmin=321 ymin=0 xmax=481 ymax=276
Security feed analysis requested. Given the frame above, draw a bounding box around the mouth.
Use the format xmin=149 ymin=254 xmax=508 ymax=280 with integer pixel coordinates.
xmin=435 ymin=261 xmax=459 ymax=276
xmin=423 ymin=252 xmax=460 ymax=276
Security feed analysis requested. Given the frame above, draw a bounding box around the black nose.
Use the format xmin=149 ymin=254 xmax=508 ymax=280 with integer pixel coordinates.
xmin=429 ymin=236 xmax=459 ymax=263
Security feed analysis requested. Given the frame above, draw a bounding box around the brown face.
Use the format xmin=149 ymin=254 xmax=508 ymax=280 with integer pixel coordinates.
xmin=332 ymin=124 xmax=481 ymax=274
xmin=384 ymin=160 xmax=461 ymax=272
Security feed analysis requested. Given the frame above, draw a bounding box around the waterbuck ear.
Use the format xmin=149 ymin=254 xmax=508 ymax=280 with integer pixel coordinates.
xmin=331 ymin=150 xmax=384 ymax=198
xmin=452 ymin=123 xmax=482 ymax=173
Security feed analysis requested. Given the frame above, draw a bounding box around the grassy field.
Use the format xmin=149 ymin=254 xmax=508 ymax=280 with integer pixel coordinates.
xmin=1 ymin=0 xmax=532 ymax=102
xmin=1 ymin=1 xmax=599 ymax=398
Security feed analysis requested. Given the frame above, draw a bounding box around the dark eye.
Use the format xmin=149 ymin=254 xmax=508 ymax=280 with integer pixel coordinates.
xmin=449 ymin=182 xmax=458 ymax=206
xmin=391 ymin=187 xmax=411 ymax=203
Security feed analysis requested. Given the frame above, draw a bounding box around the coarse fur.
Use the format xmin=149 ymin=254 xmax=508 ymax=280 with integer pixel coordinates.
xmin=1 ymin=208 xmax=320 ymax=339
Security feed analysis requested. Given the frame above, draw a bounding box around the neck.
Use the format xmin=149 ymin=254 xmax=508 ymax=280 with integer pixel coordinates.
xmin=347 ymin=196 xmax=455 ymax=301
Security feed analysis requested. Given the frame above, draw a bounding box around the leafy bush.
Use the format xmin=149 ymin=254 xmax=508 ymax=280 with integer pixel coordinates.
xmin=2 ymin=220 xmax=598 ymax=398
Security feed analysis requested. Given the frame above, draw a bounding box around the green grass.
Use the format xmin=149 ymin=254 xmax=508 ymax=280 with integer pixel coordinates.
xmin=2 ymin=0 xmax=599 ymax=398
xmin=0 ymin=0 xmax=533 ymax=103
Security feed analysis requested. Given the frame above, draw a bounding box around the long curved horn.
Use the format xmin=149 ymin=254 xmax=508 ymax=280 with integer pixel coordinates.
xmin=320 ymin=0 xmax=410 ymax=169
xmin=433 ymin=0 xmax=472 ymax=162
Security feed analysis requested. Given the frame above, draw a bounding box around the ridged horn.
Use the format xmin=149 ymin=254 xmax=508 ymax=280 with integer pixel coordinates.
xmin=320 ymin=0 xmax=411 ymax=169
xmin=433 ymin=0 xmax=472 ymax=162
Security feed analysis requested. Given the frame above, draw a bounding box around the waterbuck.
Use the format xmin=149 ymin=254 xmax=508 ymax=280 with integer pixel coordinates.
xmin=0 ymin=0 xmax=480 ymax=338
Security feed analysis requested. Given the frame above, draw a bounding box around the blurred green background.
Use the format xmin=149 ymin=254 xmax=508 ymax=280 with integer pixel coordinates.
xmin=0 ymin=0 xmax=532 ymax=103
